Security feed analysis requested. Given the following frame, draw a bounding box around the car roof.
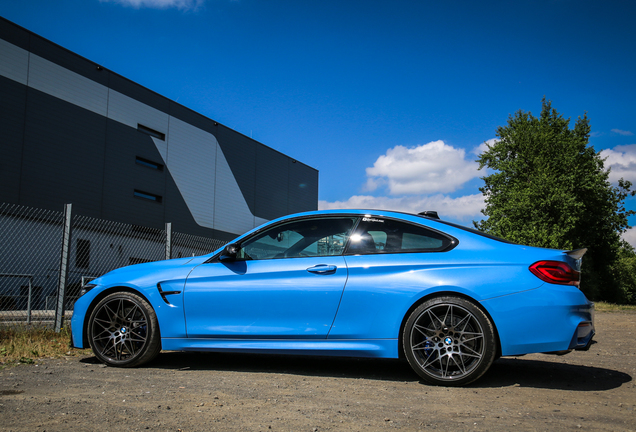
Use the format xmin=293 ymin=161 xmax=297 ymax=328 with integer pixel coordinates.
xmin=266 ymin=209 xmax=514 ymax=244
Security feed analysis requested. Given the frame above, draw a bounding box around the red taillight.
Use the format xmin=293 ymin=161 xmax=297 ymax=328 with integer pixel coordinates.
xmin=529 ymin=261 xmax=580 ymax=286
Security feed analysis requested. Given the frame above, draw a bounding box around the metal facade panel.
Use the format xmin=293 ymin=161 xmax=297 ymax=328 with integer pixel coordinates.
xmin=0 ymin=17 xmax=30 ymax=50
xmin=0 ymin=17 xmax=319 ymax=238
xmin=28 ymin=33 xmax=109 ymax=87
xmin=213 ymin=142 xmax=258 ymax=235
xmin=0 ymin=38 xmax=28 ymax=85
xmin=28 ymin=53 xmax=108 ymax=117
xmin=288 ymin=159 xmax=319 ymax=213
xmin=109 ymin=73 xmax=170 ymax=114
xmin=165 ymin=116 xmax=217 ymax=229
xmin=163 ymin=175 xmax=201 ymax=233
xmin=107 ymin=89 xmax=169 ymax=142
xmin=214 ymin=125 xmax=257 ymax=215
xmin=164 ymin=116 xmax=259 ymax=234
xmin=169 ymin=100 xmax=216 ymax=135
xmin=0 ymin=76 xmax=26 ymax=203
xmin=162 ymin=173 xmax=233 ymax=240
xmin=101 ymin=120 xmax=166 ymax=228
xmin=20 ymin=88 xmax=106 ymax=217
xmin=255 ymin=145 xmax=290 ymax=220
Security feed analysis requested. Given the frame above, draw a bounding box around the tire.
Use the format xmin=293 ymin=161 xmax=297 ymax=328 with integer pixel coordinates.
xmin=403 ymin=296 xmax=497 ymax=386
xmin=87 ymin=292 xmax=161 ymax=367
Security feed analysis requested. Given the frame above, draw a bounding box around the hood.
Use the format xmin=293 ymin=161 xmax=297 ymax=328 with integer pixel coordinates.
xmin=91 ymin=255 xmax=208 ymax=287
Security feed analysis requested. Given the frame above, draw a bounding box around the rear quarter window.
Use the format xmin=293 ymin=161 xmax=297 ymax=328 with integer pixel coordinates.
xmin=346 ymin=217 xmax=455 ymax=255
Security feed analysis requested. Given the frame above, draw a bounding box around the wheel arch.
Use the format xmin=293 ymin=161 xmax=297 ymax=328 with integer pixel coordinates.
xmin=82 ymin=286 xmax=159 ymax=349
xmin=397 ymin=290 xmax=502 ymax=360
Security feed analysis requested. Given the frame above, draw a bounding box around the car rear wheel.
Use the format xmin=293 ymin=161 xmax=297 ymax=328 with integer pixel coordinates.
xmin=88 ymin=292 xmax=161 ymax=367
xmin=403 ymin=296 xmax=496 ymax=386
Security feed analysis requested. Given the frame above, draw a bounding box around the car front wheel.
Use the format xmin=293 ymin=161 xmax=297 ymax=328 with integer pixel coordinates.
xmin=88 ymin=292 xmax=161 ymax=367
xmin=403 ymin=296 xmax=497 ymax=386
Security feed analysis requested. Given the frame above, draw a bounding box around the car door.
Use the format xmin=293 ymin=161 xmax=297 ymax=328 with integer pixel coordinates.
xmin=330 ymin=216 xmax=456 ymax=339
xmin=183 ymin=216 xmax=358 ymax=339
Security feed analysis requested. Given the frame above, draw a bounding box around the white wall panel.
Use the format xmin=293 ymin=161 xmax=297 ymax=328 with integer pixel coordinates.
xmin=150 ymin=136 xmax=168 ymax=169
xmin=107 ymin=89 xmax=168 ymax=136
xmin=28 ymin=54 xmax=108 ymax=116
xmin=254 ymin=216 xmax=269 ymax=228
xmin=165 ymin=116 xmax=217 ymax=228
xmin=213 ymin=147 xmax=257 ymax=234
xmin=165 ymin=116 xmax=259 ymax=233
xmin=0 ymin=39 xmax=28 ymax=85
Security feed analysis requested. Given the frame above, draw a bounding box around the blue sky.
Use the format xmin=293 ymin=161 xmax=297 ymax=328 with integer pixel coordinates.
xmin=2 ymin=0 xmax=635 ymax=245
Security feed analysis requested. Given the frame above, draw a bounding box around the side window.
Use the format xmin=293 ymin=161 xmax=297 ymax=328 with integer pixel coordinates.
xmin=401 ymin=231 xmax=445 ymax=250
xmin=346 ymin=217 xmax=453 ymax=255
xmin=237 ymin=217 xmax=358 ymax=260
xmin=367 ymin=231 xmax=387 ymax=251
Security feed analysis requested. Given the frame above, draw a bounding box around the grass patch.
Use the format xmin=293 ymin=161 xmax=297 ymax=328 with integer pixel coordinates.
xmin=594 ymin=301 xmax=636 ymax=312
xmin=0 ymin=326 xmax=91 ymax=368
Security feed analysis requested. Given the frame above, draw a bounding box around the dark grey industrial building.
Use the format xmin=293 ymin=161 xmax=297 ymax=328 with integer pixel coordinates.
xmin=0 ymin=16 xmax=318 ymax=242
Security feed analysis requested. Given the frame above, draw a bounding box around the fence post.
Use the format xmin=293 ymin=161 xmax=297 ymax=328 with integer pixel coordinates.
xmin=165 ymin=222 xmax=172 ymax=260
xmin=55 ymin=204 xmax=72 ymax=332
xmin=27 ymin=277 xmax=33 ymax=325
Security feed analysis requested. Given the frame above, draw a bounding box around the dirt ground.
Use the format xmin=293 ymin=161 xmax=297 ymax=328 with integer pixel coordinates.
xmin=1 ymin=311 xmax=634 ymax=432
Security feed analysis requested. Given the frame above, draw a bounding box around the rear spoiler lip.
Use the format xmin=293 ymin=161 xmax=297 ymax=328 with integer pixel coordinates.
xmin=565 ymin=248 xmax=587 ymax=260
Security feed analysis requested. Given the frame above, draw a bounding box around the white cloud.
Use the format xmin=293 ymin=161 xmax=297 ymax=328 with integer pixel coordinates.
xmin=471 ymin=138 xmax=497 ymax=156
xmin=600 ymin=144 xmax=636 ymax=183
xmin=365 ymin=140 xmax=481 ymax=195
xmin=611 ymin=129 xmax=634 ymax=136
xmin=321 ymin=140 xmax=488 ymax=223
xmin=362 ymin=176 xmax=384 ymax=192
xmin=623 ymin=227 xmax=636 ymax=249
xmin=319 ymin=193 xmax=485 ymax=222
xmin=100 ymin=0 xmax=204 ymax=10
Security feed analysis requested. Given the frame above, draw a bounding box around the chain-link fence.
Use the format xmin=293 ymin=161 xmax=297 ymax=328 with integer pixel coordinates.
xmin=0 ymin=204 xmax=64 ymax=327
xmin=0 ymin=203 xmax=226 ymax=329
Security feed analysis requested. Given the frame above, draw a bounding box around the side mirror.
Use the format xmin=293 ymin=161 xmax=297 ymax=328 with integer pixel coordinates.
xmin=219 ymin=243 xmax=239 ymax=261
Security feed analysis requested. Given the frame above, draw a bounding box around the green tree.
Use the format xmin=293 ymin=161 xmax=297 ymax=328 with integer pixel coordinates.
xmin=611 ymin=242 xmax=636 ymax=304
xmin=475 ymin=98 xmax=635 ymax=302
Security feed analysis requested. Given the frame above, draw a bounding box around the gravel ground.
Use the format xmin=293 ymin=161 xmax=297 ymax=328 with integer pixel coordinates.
xmin=1 ymin=311 xmax=635 ymax=432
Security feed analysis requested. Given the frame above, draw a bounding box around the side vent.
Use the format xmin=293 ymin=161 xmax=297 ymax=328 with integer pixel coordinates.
xmin=157 ymin=282 xmax=181 ymax=305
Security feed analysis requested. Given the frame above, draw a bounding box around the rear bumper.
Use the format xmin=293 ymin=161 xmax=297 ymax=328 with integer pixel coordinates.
xmin=569 ymin=310 xmax=595 ymax=351
xmin=481 ymin=285 xmax=595 ymax=356
xmin=544 ymin=315 xmax=595 ymax=355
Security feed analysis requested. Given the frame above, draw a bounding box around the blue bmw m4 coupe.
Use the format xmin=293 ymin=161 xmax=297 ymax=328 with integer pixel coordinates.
xmin=71 ymin=209 xmax=594 ymax=386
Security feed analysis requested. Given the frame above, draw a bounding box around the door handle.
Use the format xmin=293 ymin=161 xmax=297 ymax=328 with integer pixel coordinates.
xmin=307 ymin=264 xmax=337 ymax=274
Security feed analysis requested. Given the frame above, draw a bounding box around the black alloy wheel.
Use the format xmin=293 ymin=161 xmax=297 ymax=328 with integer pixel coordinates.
xmin=403 ymin=296 xmax=497 ymax=386
xmin=88 ymin=292 xmax=161 ymax=367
